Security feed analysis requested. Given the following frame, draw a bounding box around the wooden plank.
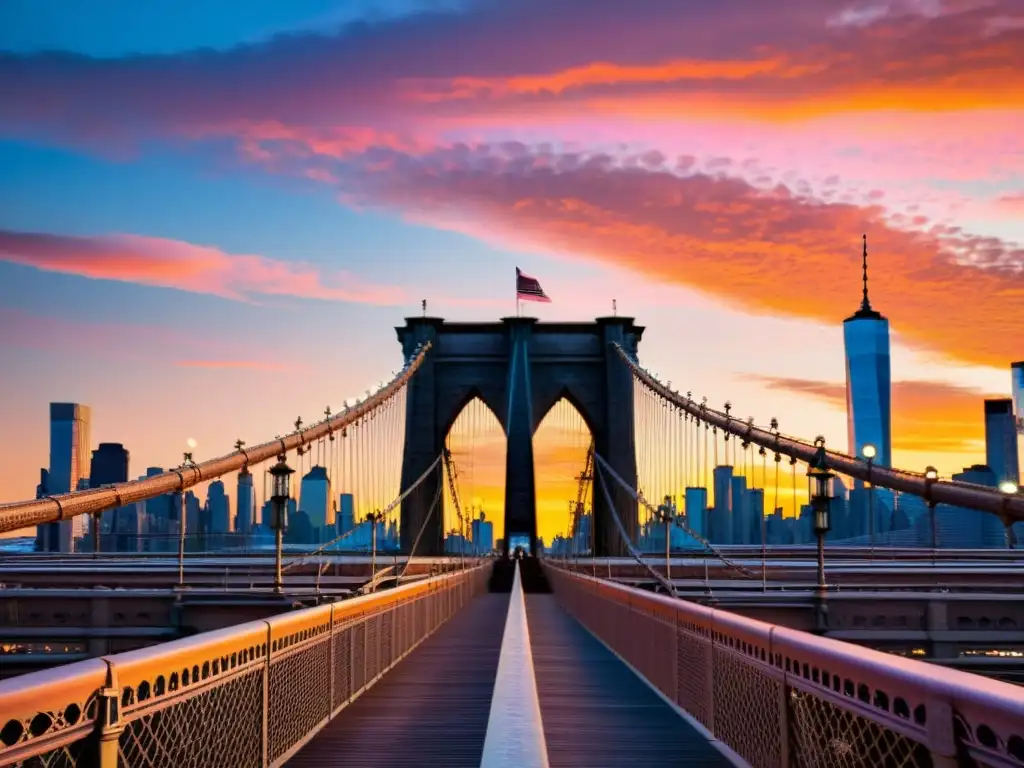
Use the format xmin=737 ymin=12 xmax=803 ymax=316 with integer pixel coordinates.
xmin=290 ymin=593 xmax=508 ymax=767
xmin=526 ymin=595 xmax=731 ymax=768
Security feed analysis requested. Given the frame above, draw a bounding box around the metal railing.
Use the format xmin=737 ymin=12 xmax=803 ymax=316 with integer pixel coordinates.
xmin=0 ymin=343 xmax=432 ymax=536
xmin=0 ymin=562 xmax=490 ymax=767
xmin=544 ymin=564 xmax=1024 ymax=768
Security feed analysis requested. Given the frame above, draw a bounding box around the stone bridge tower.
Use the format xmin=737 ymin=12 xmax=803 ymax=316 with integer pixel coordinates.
xmin=397 ymin=316 xmax=642 ymax=557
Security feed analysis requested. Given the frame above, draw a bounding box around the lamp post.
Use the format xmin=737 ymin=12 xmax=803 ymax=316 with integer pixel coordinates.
xmin=269 ymin=455 xmax=294 ymax=595
xmin=924 ymin=466 xmax=939 ymax=557
xmin=368 ymin=511 xmax=379 ymax=591
xmin=657 ymin=495 xmax=675 ymax=586
xmin=862 ymin=443 xmax=877 ymax=555
xmin=808 ymin=444 xmax=833 ymax=595
xmin=1000 ymin=481 xmax=1019 ymax=549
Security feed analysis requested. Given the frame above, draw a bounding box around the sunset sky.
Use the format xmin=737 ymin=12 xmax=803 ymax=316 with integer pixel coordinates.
xmin=1 ymin=0 xmax=1022 ymax=543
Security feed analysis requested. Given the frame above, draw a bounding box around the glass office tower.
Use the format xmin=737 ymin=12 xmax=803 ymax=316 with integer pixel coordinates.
xmin=843 ymin=236 xmax=892 ymax=474
xmin=37 ymin=403 xmax=92 ymax=552
xmin=985 ymin=399 xmax=1020 ymax=486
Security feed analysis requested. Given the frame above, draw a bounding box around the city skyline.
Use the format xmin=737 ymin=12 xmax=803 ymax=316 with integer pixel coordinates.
xmin=1 ymin=1 xmax=1022 ymax=541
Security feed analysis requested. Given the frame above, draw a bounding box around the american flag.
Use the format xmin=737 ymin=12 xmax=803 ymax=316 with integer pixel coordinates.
xmin=516 ymin=267 xmax=551 ymax=303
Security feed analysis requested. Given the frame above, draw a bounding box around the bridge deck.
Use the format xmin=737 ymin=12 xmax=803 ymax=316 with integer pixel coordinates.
xmin=289 ymin=587 xmax=728 ymax=767
xmin=526 ymin=594 xmax=730 ymax=767
xmin=291 ymin=593 xmax=509 ymax=767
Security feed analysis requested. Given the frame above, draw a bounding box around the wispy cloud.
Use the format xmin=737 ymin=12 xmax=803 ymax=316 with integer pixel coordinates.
xmin=749 ymin=375 xmax=996 ymax=453
xmin=995 ymin=192 xmax=1024 ymax=214
xmin=0 ymin=229 xmax=406 ymax=305
xmin=0 ymin=0 xmax=1019 ymax=150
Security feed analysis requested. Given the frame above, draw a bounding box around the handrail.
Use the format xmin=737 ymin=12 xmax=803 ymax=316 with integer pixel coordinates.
xmin=615 ymin=344 xmax=1024 ymax=523
xmin=544 ymin=563 xmax=1024 ymax=767
xmin=0 ymin=561 xmax=490 ymax=766
xmin=0 ymin=343 xmax=432 ymax=535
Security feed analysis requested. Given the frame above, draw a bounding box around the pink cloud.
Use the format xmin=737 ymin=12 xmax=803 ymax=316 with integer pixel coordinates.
xmin=995 ymin=192 xmax=1024 ymax=213
xmin=0 ymin=230 xmax=406 ymax=306
xmin=329 ymin=142 xmax=1024 ymax=369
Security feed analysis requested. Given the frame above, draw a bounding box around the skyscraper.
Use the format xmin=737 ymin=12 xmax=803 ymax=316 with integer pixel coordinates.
xmin=236 ymin=468 xmax=255 ymax=535
xmin=711 ymin=466 xmax=734 ymax=543
xmin=207 ymin=480 xmax=232 ymax=535
xmin=299 ymin=465 xmax=332 ymax=542
xmin=985 ymin=399 xmax=1020 ymax=486
xmin=684 ymin=487 xmax=708 ymax=539
xmin=338 ymin=493 xmax=355 ymax=535
xmin=843 ymin=236 xmax=892 ymax=472
xmin=38 ymin=403 xmax=92 ymax=552
xmin=89 ymin=443 xmax=130 ymax=550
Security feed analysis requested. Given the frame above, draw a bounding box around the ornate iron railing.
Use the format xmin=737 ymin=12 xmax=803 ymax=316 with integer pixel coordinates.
xmin=0 ymin=563 xmax=490 ymax=767
xmin=544 ymin=564 xmax=1024 ymax=768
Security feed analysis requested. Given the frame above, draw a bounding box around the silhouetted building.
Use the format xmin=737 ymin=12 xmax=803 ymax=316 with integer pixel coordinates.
xmin=731 ymin=475 xmax=752 ymax=545
xmin=711 ymin=466 xmax=734 ymax=544
xmin=37 ymin=403 xmax=92 ymax=552
xmin=684 ymin=487 xmax=708 ymax=539
xmin=236 ymin=468 xmax=255 ymax=535
xmin=299 ymin=466 xmax=332 ymax=542
xmin=932 ymin=465 xmax=1005 ymax=548
xmin=206 ymin=480 xmax=231 ymax=535
xmin=471 ymin=511 xmax=495 ymax=553
xmin=985 ymin=399 xmax=1020 ymax=487
xmin=843 ymin=236 xmax=892 ymax=476
xmin=337 ymin=493 xmax=355 ymax=535
xmin=87 ymin=443 xmax=131 ymax=550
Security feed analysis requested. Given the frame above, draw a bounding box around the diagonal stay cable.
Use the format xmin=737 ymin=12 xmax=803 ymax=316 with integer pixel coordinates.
xmin=443 ymin=447 xmax=468 ymax=570
xmin=282 ymin=454 xmax=443 ymax=574
xmin=592 ymin=454 xmax=677 ymax=597
xmin=592 ymin=450 xmax=758 ymax=579
xmin=397 ymin=459 xmax=445 ymax=583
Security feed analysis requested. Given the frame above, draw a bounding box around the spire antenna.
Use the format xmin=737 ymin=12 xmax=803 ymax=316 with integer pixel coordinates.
xmin=860 ymin=233 xmax=871 ymax=311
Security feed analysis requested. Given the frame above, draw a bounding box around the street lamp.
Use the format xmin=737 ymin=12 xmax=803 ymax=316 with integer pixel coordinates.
xmin=808 ymin=457 xmax=833 ymax=594
xmin=924 ymin=466 xmax=939 ymax=553
xmin=862 ymin=444 xmax=877 ymax=551
xmin=269 ymin=455 xmax=294 ymax=595
xmin=1000 ymin=481 xmax=1019 ymax=495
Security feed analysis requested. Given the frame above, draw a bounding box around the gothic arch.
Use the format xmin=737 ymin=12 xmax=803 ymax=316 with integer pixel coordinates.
xmin=397 ymin=316 xmax=643 ymax=556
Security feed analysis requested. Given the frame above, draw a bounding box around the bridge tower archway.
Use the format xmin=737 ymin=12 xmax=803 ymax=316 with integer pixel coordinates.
xmin=397 ymin=316 xmax=643 ymax=557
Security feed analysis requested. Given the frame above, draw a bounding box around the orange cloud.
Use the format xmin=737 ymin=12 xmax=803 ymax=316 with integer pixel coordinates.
xmin=750 ymin=376 xmax=996 ymax=454
xmin=1 ymin=0 xmax=1020 ymax=157
xmin=407 ymin=45 xmax=1024 ymax=121
xmin=0 ymin=229 xmax=406 ymax=305
xmin=342 ymin=144 xmax=1024 ymax=369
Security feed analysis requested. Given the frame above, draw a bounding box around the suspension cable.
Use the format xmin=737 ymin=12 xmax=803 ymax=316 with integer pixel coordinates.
xmin=592 ymin=453 xmax=676 ymax=596
xmin=283 ymin=453 xmax=442 ymax=574
xmin=592 ymin=450 xmax=758 ymax=579
xmin=397 ymin=462 xmax=445 ymax=582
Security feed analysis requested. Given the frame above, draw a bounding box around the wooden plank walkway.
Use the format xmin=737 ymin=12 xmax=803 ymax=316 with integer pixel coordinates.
xmin=526 ymin=594 xmax=731 ymax=768
xmin=290 ymin=593 xmax=509 ymax=767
